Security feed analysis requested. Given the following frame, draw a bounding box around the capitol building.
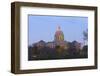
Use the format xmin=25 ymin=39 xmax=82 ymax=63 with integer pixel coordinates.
xmin=46 ymin=26 xmax=68 ymax=49
xmin=34 ymin=26 xmax=69 ymax=50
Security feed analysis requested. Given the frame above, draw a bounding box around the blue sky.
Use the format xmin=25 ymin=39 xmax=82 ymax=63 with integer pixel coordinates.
xmin=28 ymin=15 xmax=88 ymax=45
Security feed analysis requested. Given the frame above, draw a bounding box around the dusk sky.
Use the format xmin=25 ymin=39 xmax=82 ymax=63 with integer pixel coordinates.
xmin=28 ymin=15 xmax=88 ymax=45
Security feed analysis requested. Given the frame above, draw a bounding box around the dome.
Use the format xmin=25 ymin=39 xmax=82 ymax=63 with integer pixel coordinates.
xmin=54 ymin=26 xmax=64 ymax=41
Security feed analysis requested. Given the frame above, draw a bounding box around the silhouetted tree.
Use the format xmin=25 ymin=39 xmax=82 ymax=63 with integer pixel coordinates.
xmin=83 ymin=29 xmax=88 ymax=45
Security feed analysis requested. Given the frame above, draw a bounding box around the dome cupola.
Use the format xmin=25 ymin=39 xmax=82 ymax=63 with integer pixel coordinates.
xmin=54 ymin=26 xmax=64 ymax=42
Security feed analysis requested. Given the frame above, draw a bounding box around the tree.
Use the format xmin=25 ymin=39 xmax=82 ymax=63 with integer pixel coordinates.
xmin=83 ymin=29 xmax=88 ymax=45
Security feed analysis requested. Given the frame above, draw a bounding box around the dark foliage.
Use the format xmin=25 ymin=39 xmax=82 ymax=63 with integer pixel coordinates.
xmin=28 ymin=44 xmax=88 ymax=61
